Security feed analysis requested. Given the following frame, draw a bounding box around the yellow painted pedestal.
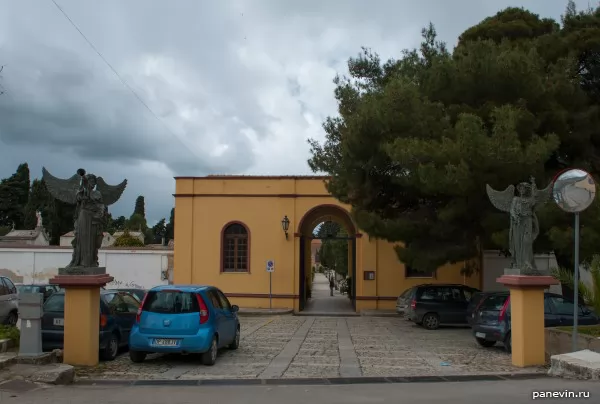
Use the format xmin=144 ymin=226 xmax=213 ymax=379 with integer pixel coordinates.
xmin=50 ymin=273 xmax=113 ymax=367
xmin=497 ymin=275 xmax=559 ymax=367
xmin=63 ymin=287 xmax=101 ymax=366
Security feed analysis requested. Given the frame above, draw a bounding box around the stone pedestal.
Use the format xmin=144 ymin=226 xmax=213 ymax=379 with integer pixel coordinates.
xmin=497 ymin=272 xmax=559 ymax=367
xmin=49 ymin=268 xmax=113 ymax=367
xmin=19 ymin=293 xmax=44 ymax=357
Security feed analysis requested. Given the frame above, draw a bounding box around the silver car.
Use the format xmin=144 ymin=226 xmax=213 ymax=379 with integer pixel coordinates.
xmin=0 ymin=277 xmax=19 ymax=325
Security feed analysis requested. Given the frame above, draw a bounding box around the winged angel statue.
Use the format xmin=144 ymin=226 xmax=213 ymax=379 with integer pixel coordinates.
xmin=42 ymin=168 xmax=127 ymax=269
xmin=486 ymin=177 xmax=552 ymax=274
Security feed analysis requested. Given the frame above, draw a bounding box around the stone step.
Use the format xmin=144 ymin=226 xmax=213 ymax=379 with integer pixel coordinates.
xmin=238 ymin=308 xmax=293 ymax=316
xmin=295 ymin=312 xmax=360 ymax=317
xmin=548 ymin=349 xmax=600 ymax=380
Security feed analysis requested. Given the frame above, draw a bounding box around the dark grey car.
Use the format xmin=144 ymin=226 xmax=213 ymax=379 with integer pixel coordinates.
xmin=398 ymin=284 xmax=480 ymax=330
xmin=471 ymin=291 xmax=599 ymax=353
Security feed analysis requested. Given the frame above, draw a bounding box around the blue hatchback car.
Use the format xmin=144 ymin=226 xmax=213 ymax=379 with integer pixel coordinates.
xmin=128 ymin=285 xmax=240 ymax=365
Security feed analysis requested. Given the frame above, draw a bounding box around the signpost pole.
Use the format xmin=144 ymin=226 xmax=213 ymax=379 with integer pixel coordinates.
xmin=266 ymin=260 xmax=274 ymax=310
xmin=572 ymin=212 xmax=580 ymax=352
xmin=269 ymin=271 xmax=272 ymax=310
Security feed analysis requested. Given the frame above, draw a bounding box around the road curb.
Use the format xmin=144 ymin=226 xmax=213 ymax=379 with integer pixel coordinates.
xmin=74 ymin=372 xmax=548 ymax=387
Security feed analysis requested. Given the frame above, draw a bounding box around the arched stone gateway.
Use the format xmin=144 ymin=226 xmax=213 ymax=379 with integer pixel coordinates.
xmin=173 ymin=175 xmax=479 ymax=313
xmin=296 ymin=204 xmax=358 ymax=312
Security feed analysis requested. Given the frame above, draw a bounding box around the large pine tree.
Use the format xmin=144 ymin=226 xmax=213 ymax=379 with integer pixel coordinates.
xmin=308 ymin=6 xmax=600 ymax=275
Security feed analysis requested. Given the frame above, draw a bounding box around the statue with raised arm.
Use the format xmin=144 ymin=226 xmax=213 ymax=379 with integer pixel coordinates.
xmin=486 ymin=177 xmax=552 ymax=274
xmin=42 ymin=167 xmax=127 ymax=269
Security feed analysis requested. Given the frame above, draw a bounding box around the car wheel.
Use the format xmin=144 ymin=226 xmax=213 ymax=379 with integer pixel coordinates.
xmin=475 ymin=337 xmax=496 ymax=348
xmin=504 ymin=333 xmax=512 ymax=353
xmin=202 ymin=336 xmax=218 ymax=366
xmin=100 ymin=333 xmax=119 ymax=361
xmin=129 ymin=349 xmax=147 ymax=363
xmin=4 ymin=311 xmax=17 ymax=326
xmin=229 ymin=327 xmax=240 ymax=350
xmin=421 ymin=313 xmax=440 ymax=330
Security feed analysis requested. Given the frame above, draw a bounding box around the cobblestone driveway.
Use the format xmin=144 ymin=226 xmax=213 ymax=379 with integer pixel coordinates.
xmin=76 ymin=316 xmax=545 ymax=380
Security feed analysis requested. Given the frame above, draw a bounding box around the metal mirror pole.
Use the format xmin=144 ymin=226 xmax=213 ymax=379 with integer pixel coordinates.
xmin=572 ymin=212 xmax=580 ymax=352
xmin=551 ymin=168 xmax=596 ymax=352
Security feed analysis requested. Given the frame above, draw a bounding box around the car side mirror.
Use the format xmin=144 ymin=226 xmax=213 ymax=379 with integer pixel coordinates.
xmin=231 ymin=305 xmax=239 ymax=313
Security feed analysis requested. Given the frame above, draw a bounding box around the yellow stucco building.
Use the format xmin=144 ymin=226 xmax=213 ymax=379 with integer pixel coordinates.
xmin=173 ymin=175 xmax=480 ymax=312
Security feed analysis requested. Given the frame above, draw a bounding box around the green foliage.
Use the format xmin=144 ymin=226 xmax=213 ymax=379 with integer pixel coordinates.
xmin=456 ymin=2 xmax=600 ymax=270
xmin=151 ymin=218 xmax=167 ymax=244
xmin=458 ymin=7 xmax=559 ymax=46
xmin=165 ymin=208 xmax=174 ymax=241
xmin=0 ymin=325 xmax=20 ymax=345
xmin=107 ymin=215 xmax=126 ymax=234
xmin=127 ymin=213 xmax=147 ymax=233
xmin=20 ymin=178 xmax=75 ymax=244
xmin=316 ymin=222 xmax=349 ymax=276
xmin=113 ymin=229 xmax=145 ymax=247
xmin=0 ymin=226 xmax=10 ymax=236
xmin=0 ymin=163 xmax=30 ymax=228
xmin=308 ymin=8 xmax=600 ymax=272
xmin=23 ymin=179 xmax=53 ymax=230
xmin=134 ymin=195 xmax=145 ymax=218
xmin=551 ymin=254 xmax=600 ymax=314
xmin=47 ymin=199 xmax=76 ymax=245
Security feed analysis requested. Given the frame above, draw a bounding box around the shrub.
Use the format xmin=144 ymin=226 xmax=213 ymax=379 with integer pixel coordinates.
xmin=113 ymin=229 xmax=145 ymax=247
xmin=0 ymin=325 xmax=20 ymax=345
xmin=552 ymin=254 xmax=600 ymax=314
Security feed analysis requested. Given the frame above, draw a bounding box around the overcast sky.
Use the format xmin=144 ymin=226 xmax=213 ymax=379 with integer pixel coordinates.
xmin=0 ymin=0 xmax=590 ymax=225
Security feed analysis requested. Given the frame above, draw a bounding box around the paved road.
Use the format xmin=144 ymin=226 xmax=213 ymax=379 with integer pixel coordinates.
xmin=2 ymin=378 xmax=597 ymax=403
xmin=303 ymin=273 xmax=355 ymax=314
xmin=76 ymin=313 xmax=543 ymax=380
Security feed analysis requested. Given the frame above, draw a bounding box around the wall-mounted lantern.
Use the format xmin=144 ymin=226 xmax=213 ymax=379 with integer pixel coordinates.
xmin=281 ymin=215 xmax=290 ymax=240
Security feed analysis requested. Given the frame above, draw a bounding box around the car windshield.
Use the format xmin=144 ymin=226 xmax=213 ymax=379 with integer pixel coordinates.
xmin=44 ymin=294 xmax=65 ymax=312
xmin=143 ymin=291 xmax=200 ymax=314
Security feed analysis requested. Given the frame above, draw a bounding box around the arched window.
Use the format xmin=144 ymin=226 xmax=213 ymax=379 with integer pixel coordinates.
xmin=221 ymin=222 xmax=249 ymax=272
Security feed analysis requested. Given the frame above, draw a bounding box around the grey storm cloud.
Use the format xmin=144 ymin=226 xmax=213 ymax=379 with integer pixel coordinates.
xmin=0 ymin=0 xmax=585 ymax=223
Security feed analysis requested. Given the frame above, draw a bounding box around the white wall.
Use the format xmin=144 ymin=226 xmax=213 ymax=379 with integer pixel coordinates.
xmin=60 ymin=233 xmax=115 ymax=248
xmin=0 ymin=247 xmax=172 ymax=289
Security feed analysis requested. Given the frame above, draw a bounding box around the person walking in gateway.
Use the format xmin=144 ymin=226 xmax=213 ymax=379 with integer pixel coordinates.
xmin=329 ymin=277 xmax=335 ymax=296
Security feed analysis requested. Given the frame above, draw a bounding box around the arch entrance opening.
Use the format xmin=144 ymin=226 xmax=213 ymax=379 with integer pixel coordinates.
xmin=297 ymin=204 xmax=356 ymax=313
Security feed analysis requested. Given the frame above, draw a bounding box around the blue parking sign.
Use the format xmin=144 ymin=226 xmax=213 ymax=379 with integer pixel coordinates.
xmin=266 ymin=260 xmax=274 ymax=272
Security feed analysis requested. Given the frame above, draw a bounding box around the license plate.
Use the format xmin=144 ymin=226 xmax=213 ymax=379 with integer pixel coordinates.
xmin=53 ymin=318 xmax=64 ymax=326
xmin=153 ymin=338 xmax=179 ymax=346
xmin=475 ymin=332 xmax=486 ymax=338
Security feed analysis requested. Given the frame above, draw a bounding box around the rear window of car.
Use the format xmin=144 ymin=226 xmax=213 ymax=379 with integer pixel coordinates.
xmin=44 ymin=294 xmax=65 ymax=312
xmin=143 ymin=291 xmax=200 ymax=314
xmin=479 ymin=294 xmax=508 ymax=310
xmin=399 ymin=288 xmax=413 ymax=299
xmin=18 ymin=285 xmax=42 ymax=294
